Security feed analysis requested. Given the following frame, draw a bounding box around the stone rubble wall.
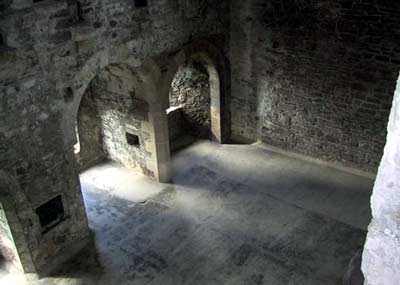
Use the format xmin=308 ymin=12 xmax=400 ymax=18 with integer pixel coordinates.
xmin=77 ymin=64 xmax=154 ymax=176
xmin=169 ymin=60 xmax=211 ymax=139
xmin=362 ymin=72 xmax=400 ymax=285
xmin=0 ymin=0 xmax=228 ymax=274
xmin=230 ymin=0 xmax=400 ymax=172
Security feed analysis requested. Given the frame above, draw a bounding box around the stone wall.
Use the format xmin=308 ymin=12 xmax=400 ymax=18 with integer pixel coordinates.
xmin=230 ymin=0 xmax=400 ymax=172
xmin=167 ymin=108 xmax=186 ymax=151
xmin=169 ymin=60 xmax=211 ymax=139
xmin=0 ymin=0 xmax=227 ymax=275
xmin=362 ymin=72 xmax=400 ymax=284
xmin=0 ymin=203 xmax=22 ymax=273
xmin=77 ymin=64 xmax=154 ymax=176
xmin=76 ymin=85 xmax=106 ymax=170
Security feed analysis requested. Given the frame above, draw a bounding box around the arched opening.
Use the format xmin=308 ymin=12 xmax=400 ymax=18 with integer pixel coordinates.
xmin=166 ymin=54 xmax=222 ymax=154
xmin=74 ymin=63 xmax=168 ymax=202
xmin=75 ymin=63 xmax=153 ymax=175
xmin=167 ymin=59 xmax=212 ymax=152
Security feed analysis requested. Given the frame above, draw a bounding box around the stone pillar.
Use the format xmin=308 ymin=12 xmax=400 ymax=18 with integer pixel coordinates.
xmin=0 ymin=171 xmax=36 ymax=274
xmin=148 ymin=104 xmax=171 ymax=183
xmin=209 ymin=67 xmax=222 ymax=143
xmin=362 ymin=73 xmax=400 ymax=284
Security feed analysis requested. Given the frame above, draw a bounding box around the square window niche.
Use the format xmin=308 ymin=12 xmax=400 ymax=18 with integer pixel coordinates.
xmin=134 ymin=0 xmax=147 ymax=8
xmin=126 ymin=132 xmax=140 ymax=147
xmin=35 ymin=195 xmax=65 ymax=232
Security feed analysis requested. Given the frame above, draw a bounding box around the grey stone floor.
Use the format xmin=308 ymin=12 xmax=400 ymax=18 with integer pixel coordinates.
xmin=15 ymin=141 xmax=375 ymax=284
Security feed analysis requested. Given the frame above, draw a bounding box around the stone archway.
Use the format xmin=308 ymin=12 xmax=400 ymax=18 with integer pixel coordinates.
xmin=75 ymin=63 xmax=159 ymax=178
xmin=157 ymin=40 xmax=230 ymax=144
xmin=61 ymin=44 xmax=171 ymax=183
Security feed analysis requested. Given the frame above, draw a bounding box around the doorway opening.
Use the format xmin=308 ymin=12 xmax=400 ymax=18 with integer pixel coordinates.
xmin=73 ymin=63 xmax=164 ymax=219
xmin=75 ymin=64 xmax=152 ymax=175
xmin=167 ymin=58 xmax=214 ymax=153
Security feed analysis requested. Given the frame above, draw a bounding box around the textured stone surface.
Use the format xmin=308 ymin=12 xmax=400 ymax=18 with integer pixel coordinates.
xmin=77 ymin=64 xmax=153 ymax=176
xmin=2 ymin=0 xmax=400 ymax=281
xmin=362 ymin=73 xmax=400 ymax=284
xmin=0 ymin=0 xmax=228 ymax=275
xmin=169 ymin=60 xmax=211 ymax=139
xmin=230 ymin=0 xmax=400 ymax=172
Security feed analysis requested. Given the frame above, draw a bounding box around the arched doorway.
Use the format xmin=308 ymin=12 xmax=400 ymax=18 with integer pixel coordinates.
xmin=167 ymin=58 xmax=212 ymax=152
xmin=158 ymin=41 xmax=230 ymax=149
xmin=152 ymin=41 xmax=230 ymax=182
xmin=68 ymin=60 xmax=171 ymax=183
xmin=75 ymin=63 xmax=154 ymax=176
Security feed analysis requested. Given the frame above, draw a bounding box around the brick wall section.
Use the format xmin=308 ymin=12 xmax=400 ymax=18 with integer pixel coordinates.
xmin=230 ymin=0 xmax=400 ymax=172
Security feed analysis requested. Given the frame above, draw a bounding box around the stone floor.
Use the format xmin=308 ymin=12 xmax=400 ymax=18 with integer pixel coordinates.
xmin=5 ymin=141 xmax=374 ymax=284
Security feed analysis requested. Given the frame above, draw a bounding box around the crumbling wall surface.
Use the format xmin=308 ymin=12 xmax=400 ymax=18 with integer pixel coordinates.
xmin=169 ymin=61 xmax=211 ymax=139
xmin=362 ymin=73 xmax=400 ymax=285
xmin=230 ymin=1 xmax=400 ymax=172
xmin=0 ymin=0 xmax=228 ymax=275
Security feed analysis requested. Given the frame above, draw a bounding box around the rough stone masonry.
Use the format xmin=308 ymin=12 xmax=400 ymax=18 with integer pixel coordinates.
xmin=169 ymin=60 xmax=211 ymax=139
xmin=230 ymin=0 xmax=400 ymax=172
xmin=0 ymin=0 xmax=400 ymax=284
xmin=0 ymin=0 xmax=228 ymax=276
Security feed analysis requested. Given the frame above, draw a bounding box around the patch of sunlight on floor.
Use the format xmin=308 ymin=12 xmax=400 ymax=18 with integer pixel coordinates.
xmin=79 ymin=162 xmax=165 ymax=203
xmin=0 ymin=272 xmax=28 ymax=285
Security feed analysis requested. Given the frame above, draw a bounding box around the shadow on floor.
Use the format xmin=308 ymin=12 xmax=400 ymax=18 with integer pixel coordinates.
xmin=33 ymin=141 xmax=372 ymax=285
xmin=47 ymin=238 xmax=104 ymax=279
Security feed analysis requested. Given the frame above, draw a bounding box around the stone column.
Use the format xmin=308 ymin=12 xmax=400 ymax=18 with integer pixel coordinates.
xmin=148 ymin=104 xmax=171 ymax=183
xmin=0 ymin=171 xmax=36 ymax=274
xmin=209 ymin=67 xmax=222 ymax=143
xmin=362 ymin=73 xmax=400 ymax=284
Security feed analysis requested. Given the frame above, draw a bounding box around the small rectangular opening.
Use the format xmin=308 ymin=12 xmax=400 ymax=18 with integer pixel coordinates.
xmin=77 ymin=1 xmax=83 ymax=21
xmin=33 ymin=0 xmax=44 ymax=3
xmin=35 ymin=195 xmax=65 ymax=232
xmin=0 ymin=34 xmax=3 ymax=46
xmin=126 ymin=132 xmax=140 ymax=147
xmin=134 ymin=0 xmax=148 ymax=8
